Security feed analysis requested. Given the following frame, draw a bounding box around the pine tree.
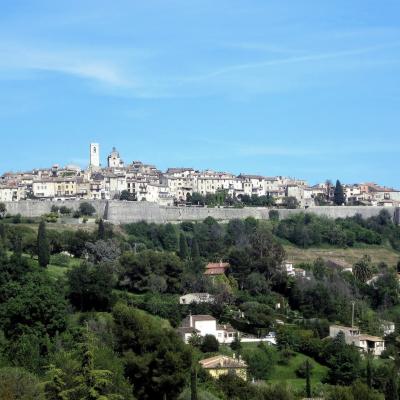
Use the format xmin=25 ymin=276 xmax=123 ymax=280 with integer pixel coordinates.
xmin=179 ymin=233 xmax=189 ymax=259
xmin=37 ymin=220 xmax=50 ymax=267
xmin=334 ymin=180 xmax=345 ymax=205
xmin=76 ymin=334 xmax=121 ymax=400
xmin=191 ymin=237 xmax=200 ymax=259
xmin=44 ymin=365 xmax=68 ymax=400
xmin=97 ymin=219 xmax=106 ymax=240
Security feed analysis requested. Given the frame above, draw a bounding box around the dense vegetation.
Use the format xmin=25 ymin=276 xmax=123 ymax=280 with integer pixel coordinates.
xmin=0 ymin=209 xmax=399 ymax=399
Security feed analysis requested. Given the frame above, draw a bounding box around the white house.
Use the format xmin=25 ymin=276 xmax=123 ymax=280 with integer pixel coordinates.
xmin=179 ymin=293 xmax=215 ymax=305
xmin=329 ymin=325 xmax=385 ymax=356
xmin=32 ymin=180 xmax=56 ymax=199
xmin=381 ymin=321 xmax=395 ymax=336
xmin=178 ymin=315 xmax=237 ymax=344
xmin=281 ymin=262 xmax=307 ymax=278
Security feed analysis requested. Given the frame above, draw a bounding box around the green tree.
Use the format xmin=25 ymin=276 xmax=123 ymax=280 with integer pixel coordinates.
xmin=283 ymin=196 xmax=299 ymax=209
xmin=353 ymin=255 xmax=373 ymax=283
xmin=269 ymin=209 xmax=279 ymax=221
xmin=37 ymin=220 xmax=50 ymax=267
xmin=0 ymin=202 xmax=6 ymax=219
xmin=67 ymin=262 xmax=116 ymax=311
xmin=120 ymin=190 xmax=136 ymax=201
xmin=77 ymin=337 xmax=121 ymax=400
xmin=179 ymin=233 xmax=189 ymax=260
xmin=244 ymin=343 xmax=277 ymax=380
xmin=162 ymin=223 xmax=178 ymax=251
xmin=334 ymin=180 xmax=345 ymax=205
xmin=201 ymin=335 xmax=219 ymax=353
xmin=191 ymin=237 xmax=200 ymax=259
xmin=305 ymin=359 xmax=312 ymax=398
xmin=44 ymin=364 xmax=68 ymax=400
xmin=112 ymin=303 xmax=192 ymax=400
xmin=325 ymin=332 xmax=361 ymax=385
xmin=366 ymin=354 xmax=373 ymax=389
xmin=230 ymin=333 xmax=242 ymax=353
xmin=79 ymin=202 xmax=96 ymax=217
xmin=97 ymin=219 xmax=106 ymax=240
xmin=119 ymin=250 xmax=184 ymax=294
xmin=191 ymin=368 xmax=198 ymax=400
xmin=384 ymin=366 xmax=399 ymax=400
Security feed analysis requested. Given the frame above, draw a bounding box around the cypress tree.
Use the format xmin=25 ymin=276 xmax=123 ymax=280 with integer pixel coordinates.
xmin=97 ymin=218 xmax=106 ymax=240
xmin=191 ymin=367 xmax=198 ymax=400
xmin=305 ymin=359 xmax=312 ymax=398
xmin=191 ymin=237 xmax=200 ymax=259
xmin=179 ymin=233 xmax=189 ymax=259
xmin=385 ymin=366 xmax=399 ymax=400
xmin=334 ymin=180 xmax=345 ymax=205
xmin=37 ymin=220 xmax=50 ymax=267
xmin=0 ymin=223 xmax=5 ymax=243
xmin=366 ymin=354 xmax=372 ymax=388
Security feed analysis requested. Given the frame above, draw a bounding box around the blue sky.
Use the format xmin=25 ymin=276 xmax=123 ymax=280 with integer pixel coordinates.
xmin=1 ymin=1 xmax=399 ymax=186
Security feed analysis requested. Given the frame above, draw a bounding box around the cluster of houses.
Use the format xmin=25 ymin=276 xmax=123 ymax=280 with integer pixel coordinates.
xmin=183 ymin=318 xmax=393 ymax=382
xmin=1 ymin=143 xmax=399 ymax=207
xmin=178 ymin=259 xmax=396 ymax=381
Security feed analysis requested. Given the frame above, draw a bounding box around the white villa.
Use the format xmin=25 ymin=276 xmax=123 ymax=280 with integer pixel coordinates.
xmin=178 ymin=314 xmax=237 ymax=344
xmin=179 ymin=293 xmax=215 ymax=305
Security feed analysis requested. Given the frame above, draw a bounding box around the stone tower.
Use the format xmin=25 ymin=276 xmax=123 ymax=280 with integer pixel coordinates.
xmin=90 ymin=143 xmax=100 ymax=169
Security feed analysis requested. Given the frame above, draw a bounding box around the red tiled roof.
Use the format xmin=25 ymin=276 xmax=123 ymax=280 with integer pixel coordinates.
xmin=204 ymin=262 xmax=229 ymax=275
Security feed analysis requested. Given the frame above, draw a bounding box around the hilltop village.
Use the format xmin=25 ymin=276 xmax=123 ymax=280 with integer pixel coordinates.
xmin=1 ymin=143 xmax=399 ymax=207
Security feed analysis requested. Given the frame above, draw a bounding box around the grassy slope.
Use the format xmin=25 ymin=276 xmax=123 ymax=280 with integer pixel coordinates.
xmin=268 ymin=352 xmax=328 ymax=391
xmin=284 ymin=244 xmax=400 ymax=267
xmin=235 ymin=343 xmax=327 ymax=391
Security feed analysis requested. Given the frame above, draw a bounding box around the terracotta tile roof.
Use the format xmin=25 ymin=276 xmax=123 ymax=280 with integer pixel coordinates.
xmin=358 ymin=334 xmax=384 ymax=342
xmin=204 ymin=262 xmax=229 ymax=276
xmin=217 ymin=323 xmax=236 ymax=333
xmin=199 ymin=355 xmax=247 ymax=369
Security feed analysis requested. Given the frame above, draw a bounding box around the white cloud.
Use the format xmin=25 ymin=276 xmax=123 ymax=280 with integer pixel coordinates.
xmin=0 ymin=42 xmax=132 ymax=87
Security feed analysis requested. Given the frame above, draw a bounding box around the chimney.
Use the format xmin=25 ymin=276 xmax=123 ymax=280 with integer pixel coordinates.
xmin=189 ymin=312 xmax=193 ymax=328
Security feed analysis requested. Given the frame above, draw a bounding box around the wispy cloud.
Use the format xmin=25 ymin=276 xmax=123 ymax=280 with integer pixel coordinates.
xmin=0 ymin=42 xmax=132 ymax=87
xmin=183 ymin=42 xmax=400 ymax=82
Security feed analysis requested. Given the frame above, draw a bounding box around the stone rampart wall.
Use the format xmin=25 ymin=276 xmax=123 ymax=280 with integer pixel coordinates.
xmin=3 ymin=200 xmax=398 ymax=224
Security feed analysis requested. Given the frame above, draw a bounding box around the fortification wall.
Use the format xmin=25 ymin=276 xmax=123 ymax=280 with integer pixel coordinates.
xmin=2 ymin=200 xmax=398 ymax=224
xmin=278 ymin=206 xmax=398 ymax=221
xmin=106 ymin=201 xmax=270 ymax=223
xmin=3 ymin=200 xmax=108 ymax=219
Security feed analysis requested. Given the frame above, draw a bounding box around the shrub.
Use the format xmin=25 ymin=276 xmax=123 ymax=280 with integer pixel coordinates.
xmin=79 ymin=202 xmax=96 ymax=217
xmin=12 ymin=214 xmax=21 ymax=224
xmin=44 ymin=212 xmax=58 ymax=223
xmin=295 ymin=360 xmax=314 ymax=378
xmin=201 ymin=334 xmax=219 ymax=353
xmin=269 ymin=210 xmax=280 ymax=221
xmin=59 ymin=206 xmax=72 ymax=215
